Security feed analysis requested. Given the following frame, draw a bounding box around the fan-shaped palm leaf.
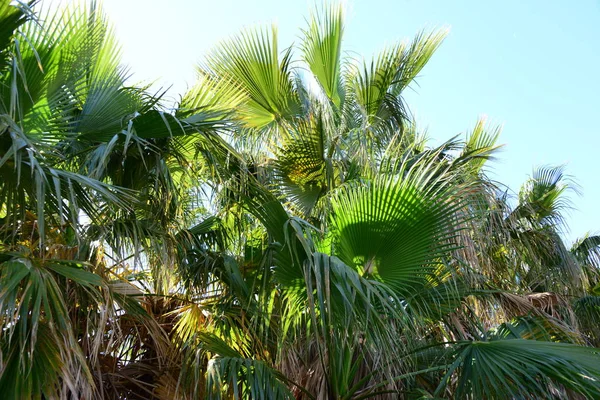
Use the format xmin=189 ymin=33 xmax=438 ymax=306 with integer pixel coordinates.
xmin=330 ymin=154 xmax=470 ymax=295
xmin=203 ymin=25 xmax=300 ymax=131
xmin=273 ymin=115 xmax=329 ymax=215
xmin=436 ymin=339 xmax=600 ymax=399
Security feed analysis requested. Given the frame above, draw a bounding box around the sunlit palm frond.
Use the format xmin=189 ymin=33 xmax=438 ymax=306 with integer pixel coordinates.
xmin=178 ymin=70 xmax=244 ymax=119
xmin=352 ymin=45 xmax=408 ymax=138
xmin=0 ymin=0 xmax=33 ymax=67
xmin=351 ymin=29 xmax=446 ymax=146
xmin=204 ymin=25 xmax=300 ymax=131
xmin=0 ymin=256 xmax=109 ymax=399
xmin=330 ymin=153 xmax=471 ymax=296
xmin=301 ymin=3 xmax=345 ymax=108
xmin=455 ymin=117 xmax=503 ymax=174
xmin=0 ymin=121 xmax=134 ymax=246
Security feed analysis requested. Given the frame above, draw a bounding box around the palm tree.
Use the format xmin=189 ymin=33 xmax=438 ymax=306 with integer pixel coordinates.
xmin=0 ymin=1 xmax=193 ymax=397
xmin=173 ymin=4 xmax=600 ymax=399
xmin=1 ymin=1 xmax=600 ymax=399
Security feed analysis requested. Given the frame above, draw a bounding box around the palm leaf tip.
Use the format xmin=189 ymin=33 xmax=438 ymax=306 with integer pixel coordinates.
xmin=301 ymin=3 xmax=345 ymax=106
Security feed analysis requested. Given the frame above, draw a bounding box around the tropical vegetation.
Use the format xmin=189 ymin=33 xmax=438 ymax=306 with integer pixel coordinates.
xmin=1 ymin=1 xmax=600 ymax=399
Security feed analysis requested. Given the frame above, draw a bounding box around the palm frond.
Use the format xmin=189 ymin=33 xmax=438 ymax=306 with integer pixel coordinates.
xmin=273 ymin=116 xmax=328 ymax=215
xmin=515 ymin=165 xmax=578 ymax=229
xmin=574 ymin=295 xmax=600 ymax=345
xmin=206 ymin=356 xmax=295 ymax=400
xmin=455 ymin=117 xmax=503 ymax=174
xmin=204 ymin=25 xmax=300 ymax=130
xmin=301 ymin=3 xmax=345 ymax=108
xmin=0 ymin=256 xmax=101 ymax=399
xmin=437 ymin=339 xmax=600 ymax=399
xmin=0 ymin=0 xmax=35 ymax=72
xmin=330 ymin=153 xmax=471 ymax=296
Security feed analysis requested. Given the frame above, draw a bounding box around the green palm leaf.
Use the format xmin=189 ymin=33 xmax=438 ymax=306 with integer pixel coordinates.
xmin=0 ymin=256 xmax=103 ymax=399
xmin=455 ymin=118 xmax=503 ymax=174
xmin=574 ymin=295 xmax=600 ymax=345
xmin=301 ymin=3 xmax=345 ymax=108
xmin=273 ymin=116 xmax=329 ymax=215
xmin=0 ymin=0 xmax=32 ymax=63
xmin=330 ymin=155 xmax=469 ymax=295
xmin=572 ymin=234 xmax=600 ymax=290
xmin=206 ymin=356 xmax=295 ymax=400
xmin=352 ymin=30 xmax=446 ymax=135
xmin=204 ymin=25 xmax=300 ymax=130
xmin=437 ymin=339 xmax=600 ymax=399
xmin=516 ymin=165 xmax=577 ymax=228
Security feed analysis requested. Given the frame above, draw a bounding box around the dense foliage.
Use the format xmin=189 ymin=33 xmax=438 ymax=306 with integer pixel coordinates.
xmin=1 ymin=1 xmax=600 ymax=399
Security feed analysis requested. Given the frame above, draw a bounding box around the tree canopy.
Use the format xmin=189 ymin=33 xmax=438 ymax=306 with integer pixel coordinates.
xmin=1 ymin=1 xmax=599 ymax=399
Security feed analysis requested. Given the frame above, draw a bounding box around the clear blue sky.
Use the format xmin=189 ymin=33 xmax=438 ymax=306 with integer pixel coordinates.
xmin=63 ymin=0 xmax=600 ymax=243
